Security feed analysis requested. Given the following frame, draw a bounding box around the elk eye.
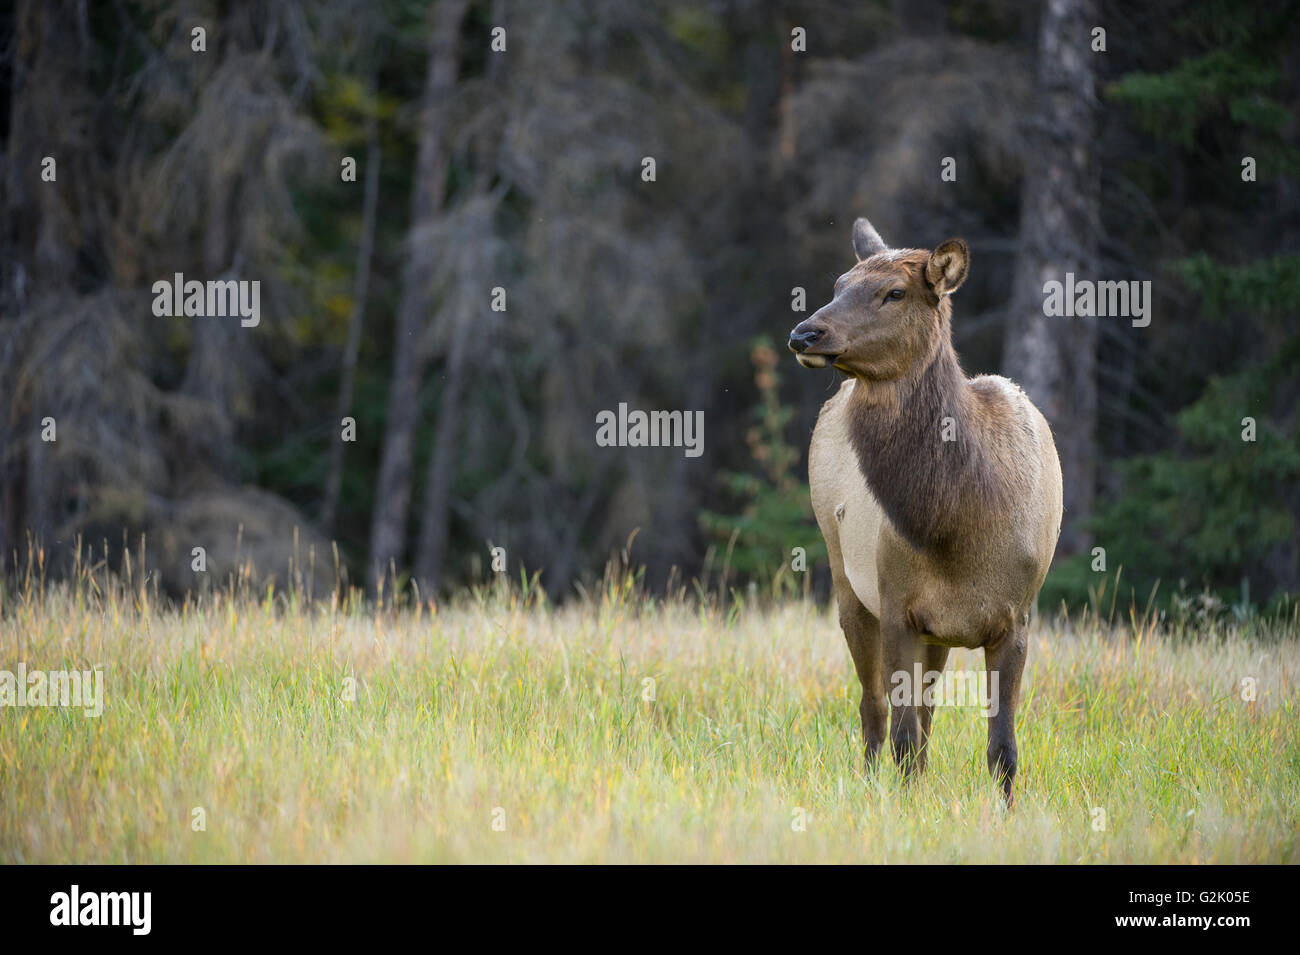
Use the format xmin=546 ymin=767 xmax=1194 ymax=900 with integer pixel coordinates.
xmin=885 ymin=289 xmax=905 ymax=301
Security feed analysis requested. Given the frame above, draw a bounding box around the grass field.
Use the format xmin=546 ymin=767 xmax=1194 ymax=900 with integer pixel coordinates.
xmin=2 ymin=565 xmax=1298 ymax=864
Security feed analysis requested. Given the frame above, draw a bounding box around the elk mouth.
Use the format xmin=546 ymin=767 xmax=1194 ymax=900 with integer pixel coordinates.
xmin=795 ymin=352 xmax=838 ymax=369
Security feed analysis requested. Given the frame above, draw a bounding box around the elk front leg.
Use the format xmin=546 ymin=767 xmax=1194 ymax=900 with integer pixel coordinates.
xmin=984 ymin=627 xmax=1027 ymax=807
xmin=834 ymin=576 xmax=887 ymax=769
xmin=883 ymin=618 xmax=922 ymax=778
xmin=917 ymin=642 xmax=950 ymax=771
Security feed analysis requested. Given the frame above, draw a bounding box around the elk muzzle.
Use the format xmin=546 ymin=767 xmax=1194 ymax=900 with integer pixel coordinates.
xmin=789 ymin=320 xmax=834 ymax=368
xmin=788 ymin=322 xmax=825 ymax=353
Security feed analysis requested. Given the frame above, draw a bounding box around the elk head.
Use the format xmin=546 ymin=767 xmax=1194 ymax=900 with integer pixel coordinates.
xmin=788 ymin=218 xmax=969 ymax=381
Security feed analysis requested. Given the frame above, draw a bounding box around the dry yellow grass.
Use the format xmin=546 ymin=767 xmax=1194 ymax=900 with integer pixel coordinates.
xmin=2 ymin=573 xmax=1297 ymax=863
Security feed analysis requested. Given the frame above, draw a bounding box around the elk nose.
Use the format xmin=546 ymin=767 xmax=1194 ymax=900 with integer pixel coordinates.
xmin=788 ymin=324 xmax=824 ymax=353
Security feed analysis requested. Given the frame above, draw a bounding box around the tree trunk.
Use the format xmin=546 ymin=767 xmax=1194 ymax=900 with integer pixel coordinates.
xmin=413 ymin=305 xmax=472 ymax=592
xmin=412 ymin=1 xmax=511 ymax=594
xmin=321 ymin=96 xmax=380 ymax=535
xmin=3 ymin=0 xmax=83 ymax=552
xmin=367 ymin=0 xmax=468 ymax=593
xmin=1002 ymin=0 xmax=1100 ymax=559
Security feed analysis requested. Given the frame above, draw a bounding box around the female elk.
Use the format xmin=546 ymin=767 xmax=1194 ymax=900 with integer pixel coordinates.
xmin=789 ymin=218 xmax=1063 ymax=805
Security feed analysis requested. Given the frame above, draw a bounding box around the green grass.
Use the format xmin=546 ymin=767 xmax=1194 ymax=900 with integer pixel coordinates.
xmin=2 ymin=571 xmax=1298 ymax=863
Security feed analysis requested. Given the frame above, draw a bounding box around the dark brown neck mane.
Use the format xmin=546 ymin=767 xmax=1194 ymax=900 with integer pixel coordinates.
xmin=846 ymin=334 xmax=1011 ymax=558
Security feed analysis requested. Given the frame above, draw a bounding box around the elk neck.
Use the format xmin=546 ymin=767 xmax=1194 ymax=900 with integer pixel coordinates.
xmin=845 ymin=332 xmax=1009 ymax=559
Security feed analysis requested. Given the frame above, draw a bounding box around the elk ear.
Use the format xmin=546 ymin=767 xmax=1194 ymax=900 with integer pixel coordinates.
xmin=852 ymin=217 xmax=887 ymax=261
xmin=925 ymin=238 xmax=969 ymax=296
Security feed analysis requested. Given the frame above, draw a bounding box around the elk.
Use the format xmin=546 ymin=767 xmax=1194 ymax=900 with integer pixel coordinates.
xmin=788 ymin=218 xmax=1062 ymax=805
